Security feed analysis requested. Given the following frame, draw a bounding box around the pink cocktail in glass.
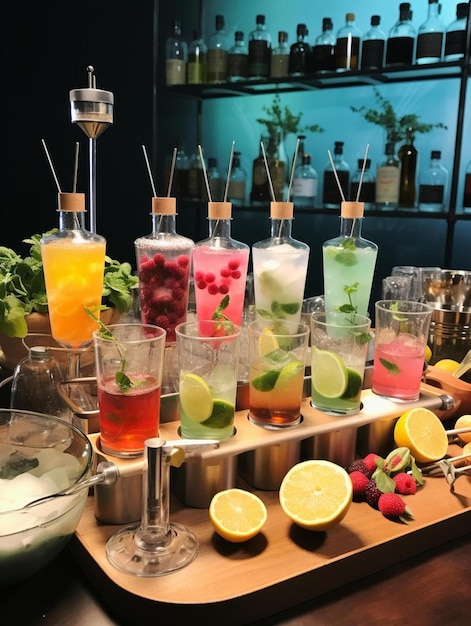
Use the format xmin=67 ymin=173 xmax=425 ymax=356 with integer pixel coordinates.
xmin=372 ymin=334 xmax=425 ymax=401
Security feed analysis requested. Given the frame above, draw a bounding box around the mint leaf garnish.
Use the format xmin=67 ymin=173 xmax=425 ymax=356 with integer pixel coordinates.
xmin=379 ymin=358 xmax=401 ymax=375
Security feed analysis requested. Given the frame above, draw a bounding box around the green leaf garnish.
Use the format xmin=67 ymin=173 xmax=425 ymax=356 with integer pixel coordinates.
xmin=379 ymin=358 xmax=401 ymax=375
xmin=334 ymin=251 xmax=358 ymax=267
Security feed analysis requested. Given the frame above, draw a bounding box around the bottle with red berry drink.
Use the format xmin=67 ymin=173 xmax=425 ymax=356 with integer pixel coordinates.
xmin=252 ymin=201 xmax=310 ymax=325
xmin=134 ymin=196 xmax=194 ymax=344
xmin=192 ymin=201 xmax=249 ymax=326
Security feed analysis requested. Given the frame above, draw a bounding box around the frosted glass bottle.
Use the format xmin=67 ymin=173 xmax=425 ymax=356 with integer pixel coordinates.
xmin=270 ymin=31 xmax=290 ymax=78
xmin=187 ymin=31 xmax=207 ymax=84
xmin=248 ymin=14 xmax=272 ymax=79
xmin=361 ymin=15 xmax=386 ymax=69
xmin=207 ymin=14 xmax=230 ymax=84
xmin=312 ymin=17 xmax=336 ymax=73
xmin=289 ymin=23 xmax=311 ymax=77
xmin=416 ymin=0 xmax=445 ymax=64
xmin=227 ymin=31 xmax=249 ymax=82
xmin=322 ymin=201 xmax=378 ymax=319
xmin=418 ymin=150 xmax=448 ymax=212
xmin=293 ymin=154 xmax=318 ymax=207
xmin=375 ymin=142 xmax=400 ymax=210
xmin=192 ymin=202 xmax=249 ymax=325
xmin=252 ymin=201 xmax=310 ymax=325
xmin=444 ymin=2 xmax=469 ymax=62
xmin=386 ymin=3 xmax=417 ymax=66
xmin=227 ymin=151 xmax=247 ymax=206
xmin=165 ymin=19 xmax=188 ymax=86
xmin=135 ymin=197 xmax=194 ymax=344
xmin=350 ymin=158 xmax=375 ymax=210
xmin=323 ymin=141 xmax=350 ymax=208
xmin=335 ymin=12 xmax=362 ymax=71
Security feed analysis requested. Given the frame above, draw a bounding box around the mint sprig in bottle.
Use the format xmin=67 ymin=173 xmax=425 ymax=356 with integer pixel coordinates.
xmin=323 ymin=201 xmax=378 ymax=320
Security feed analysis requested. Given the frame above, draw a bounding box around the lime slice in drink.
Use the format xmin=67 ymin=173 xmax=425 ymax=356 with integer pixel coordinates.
xmin=180 ymin=373 xmax=213 ymax=423
xmin=258 ymin=328 xmax=279 ymax=356
xmin=341 ymin=368 xmax=363 ymax=399
xmin=258 ymin=271 xmax=281 ymax=296
xmin=311 ymin=347 xmax=348 ymax=399
xmin=252 ymin=369 xmax=281 ymax=392
xmin=202 ymin=399 xmax=235 ymax=429
xmin=274 ymin=359 xmax=305 ymax=391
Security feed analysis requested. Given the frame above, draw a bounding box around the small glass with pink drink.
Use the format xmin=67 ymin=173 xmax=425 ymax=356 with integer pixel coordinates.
xmin=372 ymin=300 xmax=433 ymax=401
xmin=192 ymin=202 xmax=249 ymax=325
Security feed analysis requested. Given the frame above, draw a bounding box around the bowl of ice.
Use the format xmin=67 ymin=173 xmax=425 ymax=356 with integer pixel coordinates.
xmin=0 ymin=408 xmax=93 ymax=586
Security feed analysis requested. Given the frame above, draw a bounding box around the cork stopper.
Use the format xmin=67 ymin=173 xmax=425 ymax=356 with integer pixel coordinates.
xmin=208 ymin=201 xmax=232 ymax=220
xmin=58 ymin=192 xmax=85 ymax=212
xmin=270 ymin=202 xmax=294 ymax=220
xmin=151 ymin=197 xmax=176 ymax=215
xmin=340 ymin=201 xmax=364 ymax=219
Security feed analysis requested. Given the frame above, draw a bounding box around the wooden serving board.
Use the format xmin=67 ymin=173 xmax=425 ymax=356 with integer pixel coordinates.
xmin=71 ymin=385 xmax=471 ymax=624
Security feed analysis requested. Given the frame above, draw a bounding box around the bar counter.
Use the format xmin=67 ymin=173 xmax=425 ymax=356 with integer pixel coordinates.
xmin=1 ymin=532 xmax=470 ymax=625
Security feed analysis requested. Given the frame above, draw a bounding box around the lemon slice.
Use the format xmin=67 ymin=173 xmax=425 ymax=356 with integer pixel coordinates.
xmin=209 ymin=488 xmax=267 ymax=543
xmin=394 ymin=407 xmax=448 ymax=463
xmin=311 ymin=347 xmax=348 ymax=398
xmin=179 ymin=373 xmax=213 ymax=423
xmin=258 ymin=328 xmax=279 ymax=356
xmin=279 ymin=460 xmax=353 ymax=531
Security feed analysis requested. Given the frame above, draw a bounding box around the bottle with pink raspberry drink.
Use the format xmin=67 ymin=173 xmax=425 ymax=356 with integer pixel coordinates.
xmin=192 ymin=201 xmax=249 ymax=325
xmin=135 ymin=197 xmax=194 ymax=343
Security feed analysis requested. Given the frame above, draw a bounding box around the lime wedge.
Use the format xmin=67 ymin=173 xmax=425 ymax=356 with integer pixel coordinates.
xmin=202 ymin=399 xmax=235 ymax=429
xmin=179 ymin=373 xmax=213 ymax=423
xmin=258 ymin=328 xmax=279 ymax=356
xmin=341 ymin=368 xmax=363 ymax=399
xmin=258 ymin=271 xmax=281 ymax=296
xmin=251 ymin=369 xmax=281 ymax=392
xmin=311 ymin=347 xmax=348 ymax=399
xmin=274 ymin=359 xmax=305 ymax=390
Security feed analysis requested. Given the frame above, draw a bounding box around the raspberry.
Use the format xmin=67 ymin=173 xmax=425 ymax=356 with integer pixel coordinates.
xmin=155 ymin=315 xmax=169 ymax=329
xmin=219 ymin=284 xmax=229 ymax=294
xmin=349 ymin=470 xmax=369 ymax=500
xmin=365 ymin=479 xmax=383 ymax=509
xmin=196 ymin=280 xmax=207 ymax=290
xmin=208 ymin=283 xmax=219 ymax=295
xmin=177 ymin=254 xmax=190 ymax=267
xmin=205 ymin=272 xmax=216 ymax=283
xmin=220 ymin=268 xmax=231 ymax=278
xmin=228 ymin=259 xmax=240 ymax=270
xmin=195 ymin=271 xmax=204 ymax=282
xmin=378 ymin=493 xmax=413 ymax=522
xmin=231 ymin=270 xmax=241 ymax=279
xmin=363 ymin=453 xmax=382 ymax=475
xmin=153 ymin=253 xmax=166 ymax=266
xmin=393 ymin=472 xmax=417 ymax=495
xmin=347 ymin=459 xmax=369 ymax=476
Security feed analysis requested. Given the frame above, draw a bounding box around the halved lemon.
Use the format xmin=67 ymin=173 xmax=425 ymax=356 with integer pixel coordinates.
xmin=179 ymin=373 xmax=213 ymax=423
xmin=209 ymin=489 xmax=267 ymax=543
xmin=279 ymin=460 xmax=353 ymax=531
xmin=394 ymin=407 xmax=448 ymax=463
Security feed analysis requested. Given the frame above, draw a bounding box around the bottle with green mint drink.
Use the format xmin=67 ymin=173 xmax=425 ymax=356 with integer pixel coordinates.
xmin=322 ymin=201 xmax=378 ymax=321
xmin=252 ymin=201 xmax=310 ymax=326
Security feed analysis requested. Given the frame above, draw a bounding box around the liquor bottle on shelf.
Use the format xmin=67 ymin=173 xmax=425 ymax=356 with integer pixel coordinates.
xmin=227 ymin=31 xmax=249 ymax=82
xmin=248 ymin=14 xmax=272 ymax=80
xmin=250 ymin=136 xmax=271 ymax=205
xmin=227 ymin=151 xmax=247 ymax=206
xmin=289 ymin=23 xmax=311 ymax=77
xmin=293 ymin=153 xmax=318 ymax=208
xmin=350 ymin=158 xmax=375 ymax=210
xmin=375 ymin=142 xmax=400 ymax=210
xmin=165 ymin=19 xmax=188 ymax=86
xmin=398 ymin=127 xmax=418 ymax=208
xmin=361 ymin=15 xmax=386 ymax=70
xmin=444 ymin=2 xmax=469 ymax=62
xmin=334 ymin=12 xmax=361 ymax=72
xmin=207 ymin=157 xmax=223 ymax=201
xmin=463 ymin=160 xmax=471 ymax=212
xmin=164 ymin=142 xmax=189 ymax=198
xmin=187 ymin=31 xmax=207 ymax=85
xmin=386 ymin=3 xmax=417 ymax=67
xmin=418 ymin=150 xmax=448 ymax=212
xmin=207 ymin=14 xmax=230 ymax=84
xmin=416 ymin=0 xmax=445 ymax=65
xmin=266 ymin=131 xmax=286 ymax=201
xmin=323 ymin=141 xmax=350 ymax=208
xmin=188 ymin=147 xmax=206 ymax=201
xmin=311 ymin=17 xmax=336 ymax=73
xmin=270 ymin=31 xmax=290 ymax=79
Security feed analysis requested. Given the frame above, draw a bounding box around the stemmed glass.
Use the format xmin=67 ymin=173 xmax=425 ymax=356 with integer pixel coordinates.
xmin=106 ymin=437 xmax=217 ymax=576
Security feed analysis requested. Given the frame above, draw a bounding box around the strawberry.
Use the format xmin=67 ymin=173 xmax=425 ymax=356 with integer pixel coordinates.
xmin=363 ymin=453 xmax=382 ymax=475
xmin=349 ymin=470 xmax=370 ymax=500
xmin=378 ymin=493 xmax=414 ymax=523
xmin=393 ymin=472 xmax=417 ymax=495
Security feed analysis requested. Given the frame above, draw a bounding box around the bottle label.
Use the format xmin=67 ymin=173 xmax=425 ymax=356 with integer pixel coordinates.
xmin=361 ymin=40 xmax=385 ymax=69
xmin=419 ymin=184 xmax=444 ymax=204
xmin=335 ymin=36 xmax=360 ymax=70
xmin=227 ymin=54 xmax=249 ymax=80
xmin=376 ymin=166 xmax=400 ymax=203
xmin=416 ymin=32 xmax=443 ymax=60
xmin=323 ymin=171 xmax=349 ymax=205
xmin=207 ymin=49 xmax=228 ymax=83
xmin=228 ymin=180 xmax=246 ymax=200
xmin=270 ymin=54 xmax=289 ymax=78
xmin=312 ymin=45 xmax=335 ymax=72
xmin=463 ymin=173 xmax=471 ymax=207
xmin=386 ymin=37 xmax=414 ymax=66
xmin=248 ymin=40 xmax=270 ymax=78
xmin=445 ymin=31 xmax=465 ymax=58
xmin=166 ymin=59 xmax=186 ymax=85
xmin=293 ymin=177 xmax=318 ymax=197
xmin=188 ymin=60 xmax=207 ymax=84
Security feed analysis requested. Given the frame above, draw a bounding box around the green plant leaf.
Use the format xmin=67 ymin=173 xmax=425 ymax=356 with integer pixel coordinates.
xmin=379 ymin=358 xmax=401 ymax=375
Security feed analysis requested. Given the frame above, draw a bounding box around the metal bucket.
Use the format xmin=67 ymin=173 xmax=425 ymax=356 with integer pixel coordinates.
xmin=428 ymin=308 xmax=471 ymax=364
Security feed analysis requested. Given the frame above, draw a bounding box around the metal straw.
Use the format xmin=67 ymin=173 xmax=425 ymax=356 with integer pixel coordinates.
xmin=72 ymin=142 xmax=80 ymax=193
xmin=142 ymin=144 xmax=157 ymax=196
xmin=355 ymin=144 xmax=370 ymax=202
xmin=198 ymin=144 xmax=212 ymax=202
xmin=287 ymin=138 xmax=301 ymax=202
xmin=261 ymin=140 xmax=276 ymax=202
xmin=167 ymin=147 xmax=177 ymax=197
xmin=41 ymin=138 xmax=62 ymax=193
xmin=223 ymin=140 xmax=235 ymax=202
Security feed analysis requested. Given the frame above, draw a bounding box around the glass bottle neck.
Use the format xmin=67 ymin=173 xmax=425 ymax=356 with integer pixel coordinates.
xmin=208 ymin=218 xmax=231 ymax=238
xmin=270 ymin=218 xmax=293 ymax=239
xmin=339 ymin=217 xmax=363 ymax=238
xmin=58 ymin=211 xmax=84 ymax=231
xmin=151 ymin=214 xmax=177 ymax=235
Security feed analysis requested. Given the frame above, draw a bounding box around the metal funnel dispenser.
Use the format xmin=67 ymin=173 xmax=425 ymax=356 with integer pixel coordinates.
xmin=69 ymin=65 xmax=114 ymax=139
